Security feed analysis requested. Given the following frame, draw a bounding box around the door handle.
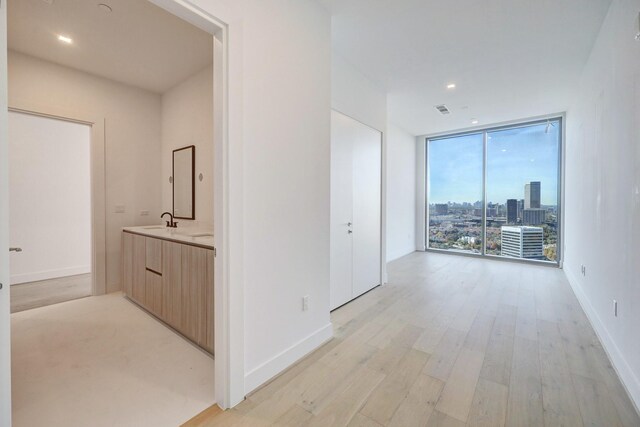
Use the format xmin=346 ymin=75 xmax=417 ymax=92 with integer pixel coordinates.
xmin=9 ymin=247 xmax=22 ymax=252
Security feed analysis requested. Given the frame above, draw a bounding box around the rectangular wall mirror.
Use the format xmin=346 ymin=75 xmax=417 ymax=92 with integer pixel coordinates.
xmin=173 ymin=145 xmax=195 ymax=219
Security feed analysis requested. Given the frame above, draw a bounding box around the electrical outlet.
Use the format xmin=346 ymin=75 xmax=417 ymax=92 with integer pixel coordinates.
xmin=140 ymin=210 xmax=149 ymax=216
xmin=581 ymin=265 xmax=586 ymax=276
xmin=613 ymin=299 xmax=618 ymax=317
xmin=115 ymin=205 xmax=125 ymax=214
xmin=302 ymin=296 xmax=309 ymax=312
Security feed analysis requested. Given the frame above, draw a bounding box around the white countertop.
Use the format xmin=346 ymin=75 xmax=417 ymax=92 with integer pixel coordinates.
xmin=123 ymin=225 xmax=214 ymax=249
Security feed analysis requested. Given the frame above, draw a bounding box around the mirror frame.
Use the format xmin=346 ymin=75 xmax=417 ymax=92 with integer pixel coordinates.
xmin=172 ymin=145 xmax=196 ymax=220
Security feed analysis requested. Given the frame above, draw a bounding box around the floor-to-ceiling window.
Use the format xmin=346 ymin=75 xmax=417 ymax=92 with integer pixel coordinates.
xmin=426 ymin=117 xmax=562 ymax=264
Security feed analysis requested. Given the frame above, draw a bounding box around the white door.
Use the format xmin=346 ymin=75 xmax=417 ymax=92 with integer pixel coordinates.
xmin=9 ymin=112 xmax=92 ymax=286
xmin=330 ymin=112 xmax=355 ymax=310
xmin=0 ymin=1 xmax=12 ymax=425
xmin=330 ymin=110 xmax=381 ymax=310
xmin=352 ymin=124 xmax=381 ymax=297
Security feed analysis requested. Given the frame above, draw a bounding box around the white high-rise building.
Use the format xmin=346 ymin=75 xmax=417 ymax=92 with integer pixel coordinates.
xmin=501 ymin=226 xmax=544 ymax=259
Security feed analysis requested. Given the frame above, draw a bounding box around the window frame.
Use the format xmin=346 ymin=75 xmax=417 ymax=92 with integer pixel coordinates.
xmin=424 ymin=115 xmax=564 ymax=266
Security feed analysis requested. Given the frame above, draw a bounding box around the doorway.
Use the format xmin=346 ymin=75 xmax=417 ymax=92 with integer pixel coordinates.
xmin=9 ymin=111 xmax=92 ymax=313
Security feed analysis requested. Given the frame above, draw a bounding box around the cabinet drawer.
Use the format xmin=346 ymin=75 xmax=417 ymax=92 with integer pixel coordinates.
xmin=145 ymin=237 xmax=162 ymax=274
xmin=145 ymin=270 xmax=162 ymax=316
xmin=132 ymin=234 xmax=147 ymax=305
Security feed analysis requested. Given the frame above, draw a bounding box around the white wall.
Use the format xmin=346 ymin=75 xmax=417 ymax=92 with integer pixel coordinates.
xmin=8 ymin=51 xmax=163 ymax=293
xmin=386 ymin=122 xmax=416 ymax=261
xmin=218 ymin=0 xmax=333 ymax=393
xmin=564 ymin=0 xmax=640 ymax=410
xmin=332 ymin=52 xmax=387 ymax=132
xmin=9 ymin=112 xmax=91 ymax=284
xmin=161 ymin=64 xmax=214 ymax=227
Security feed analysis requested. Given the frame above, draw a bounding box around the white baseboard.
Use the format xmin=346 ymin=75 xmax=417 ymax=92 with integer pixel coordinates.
xmin=10 ymin=265 xmax=91 ymax=285
xmin=564 ymin=267 xmax=640 ymax=413
xmin=244 ymin=323 xmax=333 ymax=394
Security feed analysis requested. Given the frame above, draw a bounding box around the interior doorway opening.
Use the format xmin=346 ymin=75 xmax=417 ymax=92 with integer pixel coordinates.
xmin=9 ymin=110 xmax=93 ymax=313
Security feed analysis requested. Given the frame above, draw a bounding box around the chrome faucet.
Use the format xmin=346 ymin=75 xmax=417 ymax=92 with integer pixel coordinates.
xmin=161 ymin=212 xmax=178 ymax=228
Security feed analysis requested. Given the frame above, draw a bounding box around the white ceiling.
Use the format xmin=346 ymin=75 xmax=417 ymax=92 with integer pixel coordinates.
xmin=320 ymin=0 xmax=612 ymax=135
xmin=8 ymin=0 xmax=213 ymax=93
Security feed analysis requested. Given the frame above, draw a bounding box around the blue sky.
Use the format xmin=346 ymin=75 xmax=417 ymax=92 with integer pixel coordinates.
xmin=428 ymin=122 xmax=560 ymax=205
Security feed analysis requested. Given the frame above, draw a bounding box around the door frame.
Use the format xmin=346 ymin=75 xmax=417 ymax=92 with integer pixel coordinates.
xmin=0 ymin=2 xmax=10 ymax=424
xmin=7 ymin=105 xmax=106 ymax=295
xmin=149 ymin=0 xmax=241 ymax=409
xmin=0 ymin=0 xmax=244 ymax=417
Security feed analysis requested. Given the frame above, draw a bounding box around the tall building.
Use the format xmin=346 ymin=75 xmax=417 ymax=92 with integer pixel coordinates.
xmin=517 ymin=199 xmax=524 ymax=222
xmin=435 ymin=204 xmax=448 ymax=215
xmin=506 ymin=199 xmax=518 ymax=224
xmin=501 ymin=226 xmax=544 ymax=259
xmin=523 ymin=208 xmax=546 ymax=225
xmin=524 ymin=181 xmax=541 ymax=209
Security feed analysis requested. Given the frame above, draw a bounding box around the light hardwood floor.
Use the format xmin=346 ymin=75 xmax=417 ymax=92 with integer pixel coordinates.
xmin=10 ymin=273 xmax=92 ymax=313
xmin=185 ymin=252 xmax=640 ymax=426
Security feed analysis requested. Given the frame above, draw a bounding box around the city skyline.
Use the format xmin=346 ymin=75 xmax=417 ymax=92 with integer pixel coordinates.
xmin=428 ymin=122 xmax=560 ymax=205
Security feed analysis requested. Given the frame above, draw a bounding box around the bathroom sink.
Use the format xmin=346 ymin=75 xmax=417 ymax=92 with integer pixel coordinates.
xmin=143 ymin=226 xmax=164 ymax=230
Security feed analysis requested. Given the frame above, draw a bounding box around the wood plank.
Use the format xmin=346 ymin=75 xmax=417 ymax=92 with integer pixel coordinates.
xmin=425 ymin=410 xmax=466 ymax=427
xmin=463 ymin=313 xmax=495 ymax=353
xmin=300 ymin=345 xmax=377 ymax=414
xmin=435 ymin=347 xmax=485 ymax=422
xmin=505 ymin=336 xmax=543 ymax=426
xmin=181 ymin=404 xmax=224 ymax=427
xmin=347 ymin=413 xmax=384 ymax=427
xmin=467 ymin=378 xmax=508 ymax=427
xmin=388 ymin=374 xmax=444 ymax=427
xmin=307 ymin=367 xmax=384 ymax=427
xmin=273 ymin=404 xmax=313 ymax=426
xmin=572 ymin=373 xmax=622 ymax=427
xmin=422 ymin=328 xmax=466 ymax=381
xmin=536 ymin=320 xmax=583 ymax=427
xmin=365 ymin=323 xmax=423 ymax=375
xmin=359 ymin=349 xmax=429 ymax=425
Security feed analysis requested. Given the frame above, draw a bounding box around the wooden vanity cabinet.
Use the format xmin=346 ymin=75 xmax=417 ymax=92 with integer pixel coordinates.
xmin=122 ymin=231 xmax=214 ymax=354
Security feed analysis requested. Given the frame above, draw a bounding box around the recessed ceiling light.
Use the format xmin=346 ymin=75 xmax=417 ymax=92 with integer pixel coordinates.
xmin=501 ymin=149 xmax=507 ymax=152
xmin=446 ymin=83 xmax=456 ymax=89
xmin=98 ymin=3 xmax=113 ymax=13
xmin=471 ymin=119 xmax=479 ymax=125
xmin=57 ymin=35 xmax=73 ymax=44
